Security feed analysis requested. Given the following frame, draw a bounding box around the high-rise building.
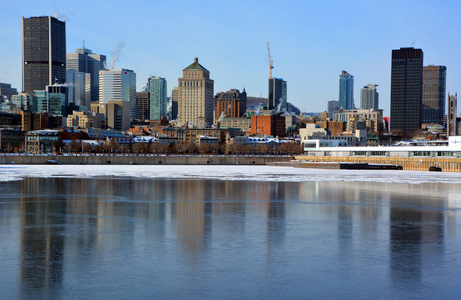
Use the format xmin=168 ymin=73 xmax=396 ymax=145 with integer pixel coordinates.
xmin=215 ymin=89 xmax=247 ymax=123
xmin=98 ymin=101 xmax=131 ymax=131
xmin=327 ymin=100 xmax=338 ymax=119
xmin=149 ymin=76 xmax=167 ymax=120
xmin=178 ymin=58 xmax=214 ymax=127
xmin=67 ymin=47 xmax=106 ymax=103
xmin=447 ymin=93 xmax=458 ymax=136
xmin=339 ymin=70 xmax=354 ymax=110
xmin=99 ymin=68 xmax=136 ymax=119
xmin=360 ymin=84 xmax=379 ymax=110
xmin=0 ymin=83 xmax=18 ymax=100
xmin=390 ymin=47 xmax=423 ymax=135
xmin=171 ymin=87 xmax=179 ymax=120
xmin=11 ymin=93 xmax=37 ymax=112
xmin=422 ymin=65 xmax=446 ymax=125
xmin=136 ymin=92 xmax=150 ymax=121
xmin=268 ymin=78 xmax=287 ymax=112
xmin=66 ymin=69 xmax=91 ymax=109
xmin=22 ymin=16 xmax=66 ymax=94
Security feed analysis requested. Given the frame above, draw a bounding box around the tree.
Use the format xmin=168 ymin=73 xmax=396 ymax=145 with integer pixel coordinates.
xmin=54 ymin=138 xmax=65 ymax=153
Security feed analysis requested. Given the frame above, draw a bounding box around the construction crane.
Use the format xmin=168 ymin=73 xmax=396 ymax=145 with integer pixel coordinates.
xmin=267 ymin=42 xmax=274 ymax=79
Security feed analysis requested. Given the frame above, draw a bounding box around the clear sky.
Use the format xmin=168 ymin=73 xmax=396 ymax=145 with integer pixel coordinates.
xmin=1 ymin=0 xmax=460 ymax=115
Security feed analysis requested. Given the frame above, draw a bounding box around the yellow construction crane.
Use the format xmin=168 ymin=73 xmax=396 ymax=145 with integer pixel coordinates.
xmin=267 ymin=42 xmax=274 ymax=79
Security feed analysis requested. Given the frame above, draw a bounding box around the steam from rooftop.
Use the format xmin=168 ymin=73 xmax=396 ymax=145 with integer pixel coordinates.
xmin=110 ymin=42 xmax=125 ymax=69
xmin=52 ymin=11 xmax=68 ymax=21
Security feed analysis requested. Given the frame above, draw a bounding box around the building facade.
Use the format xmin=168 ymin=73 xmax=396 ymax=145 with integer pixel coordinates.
xmin=99 ymin=69 xmax=136 ymax=120
xmin=22 ymin=16 xmax=66 ymax=94
xmin=422 ymin=65 xmax=446 ymax=126
xmin=0 ymin=83 xmax=18 ymax=100
xmin=136 ymin=91 xmax=150 ymax=121
xmin=448 ymin=93 xmax=458 ymax=136
xmin=66 ymin=69 xmax=91 ymax=109
xmin=339 ymin=70 xmax=354 ymax=110
xmin=327 ymin=100 xmax=338 ymax=119
xmin=178 ymin=58 xmax=214 ymax=127
xmin=390 ymin=47 xmax=423 ymax=136
xmin=171 ymin=87 xmax=179 ymax=120
xmin=215 ymin=89 xmax=247 ymax=123
xmin=360 ymin=84 xmax=379 ymax=110
xmin=149 ymin=76 xmax=167 ymax=120
xmin=268 ymin=78 xmax=287 ymax=112
xmin=67 ymin=47 xmax=106 ymax=103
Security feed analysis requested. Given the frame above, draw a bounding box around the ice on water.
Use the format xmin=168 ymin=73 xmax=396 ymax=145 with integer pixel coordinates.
xmin=1 ymin=165 xmax=461 ymax=184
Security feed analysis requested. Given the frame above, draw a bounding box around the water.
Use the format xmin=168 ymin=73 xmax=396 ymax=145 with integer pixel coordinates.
xmin=1 ymin=166 xmax=461 ymax=299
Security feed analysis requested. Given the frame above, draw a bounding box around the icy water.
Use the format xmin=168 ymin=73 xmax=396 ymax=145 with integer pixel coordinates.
xmin=1 ymin=166 xmax=461 ymax=299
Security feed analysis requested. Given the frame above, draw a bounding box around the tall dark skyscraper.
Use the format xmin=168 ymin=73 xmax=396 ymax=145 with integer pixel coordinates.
xmin=22 ymin=16 xmax=66 ymax=94
xmin=390 ymin=47 xmax=423 ymax=136
xmin=268 ymin=77 xmax=287 ymax=112
xmin=422 ymin=65 xmax=446 ymax=126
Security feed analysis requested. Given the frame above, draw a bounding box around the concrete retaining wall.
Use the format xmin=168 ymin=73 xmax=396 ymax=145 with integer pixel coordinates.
xmin=295 ymin=156 xmax=461 ymax=172
xmin=0 ymin=154 xmax=293 ymax=165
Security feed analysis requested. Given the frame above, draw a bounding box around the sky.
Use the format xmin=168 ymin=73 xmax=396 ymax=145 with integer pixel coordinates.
xmin=1 ymin=0 xmax=461 ymax=116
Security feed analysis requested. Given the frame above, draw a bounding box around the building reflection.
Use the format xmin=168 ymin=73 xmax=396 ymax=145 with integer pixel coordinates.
xmin=19 ymin=178 xmax=66 ymax=298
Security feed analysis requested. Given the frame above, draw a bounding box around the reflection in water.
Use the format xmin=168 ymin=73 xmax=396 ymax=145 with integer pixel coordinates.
xmin=0 ymin=177 xmax=458 ymax=298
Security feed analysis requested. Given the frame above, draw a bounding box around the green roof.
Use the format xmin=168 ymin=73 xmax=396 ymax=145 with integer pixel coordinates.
xmin=183 ymin=58 xmax=208 ymax=71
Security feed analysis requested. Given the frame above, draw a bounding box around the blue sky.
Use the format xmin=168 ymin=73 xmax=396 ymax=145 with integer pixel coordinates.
xmin=1 ymin=0 xmax=460 ymax=115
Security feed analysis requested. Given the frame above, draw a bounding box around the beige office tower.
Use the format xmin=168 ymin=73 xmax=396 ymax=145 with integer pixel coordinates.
xmin=178 ymin=58 xmax=214 ymax=128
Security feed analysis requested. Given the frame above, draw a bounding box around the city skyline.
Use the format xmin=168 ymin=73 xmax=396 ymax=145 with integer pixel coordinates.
xmin=1 ymin=0 xmax=460 ymax=115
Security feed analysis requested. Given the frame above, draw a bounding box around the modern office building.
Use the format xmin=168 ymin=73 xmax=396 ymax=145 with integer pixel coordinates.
xmin=422 ymin=65 xmax=446 ymax=125
xmin=360 ymin=84 xmax=379 ymax=110
xmin=339 ymin=70 xmax=354 ymax=110
xmin=327 ymin=100 xmax=339 ymax=119
xmin=99 ymin=68 xmax=136 ymax=119
xmin=447 ymin=93 xmax=458 ymax=136
xmin=66 ymin=69 xmax=91 ymax=109
xmin=171 ymin=87 xmax=179 ymax=120
xmin=0 ymin=83 xmax=18 ymax=99
xmin=390 ymin=47 xmax=423 ymax=135
xmin=136 ymin=91 xmax=150 ymax=121
xmin=215 ymin=88 xmax=247 ymax=123
xmin=149 ymin=76 xmax=167 ymax=120
xmin=12 ymin=93 xmax=37 ymax=112
xmin=178 ymin=58 xmax=214 ymax=127
xmin=67 ymin=47 xmax=106 ymax=103
xmin=268 ymin=78 xmax=287 ymax=112
xmin=98 ymin=101 xmax=131 ymax=131
xmin=22 ymin=16 xmax=66 ymax=94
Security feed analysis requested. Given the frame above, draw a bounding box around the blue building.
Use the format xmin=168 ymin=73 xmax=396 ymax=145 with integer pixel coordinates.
xmin=339 ymin=70 xmax=354 ymax=110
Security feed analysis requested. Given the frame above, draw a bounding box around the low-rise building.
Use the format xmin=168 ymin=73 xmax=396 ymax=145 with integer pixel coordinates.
xmin=0 ymin=128 xmax=26 ymax=152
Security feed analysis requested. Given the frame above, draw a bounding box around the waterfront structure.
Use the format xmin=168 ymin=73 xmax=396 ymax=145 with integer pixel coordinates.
xmin=422 ymin=65 xmax=446 ymax=126
xmin=171 ymin=87 xmax=178 ymax=120
xmin=360 ymin=84 xmax=379 ymax=110
xmin=178 ymin=58 xmax=214 ymax=127
xmin=67 ymin=47 xmax=106 ymax=103
xmin=149 ymin=76 xmax=167 ymax=120
xmin=0 ymin=83 xmax=18 ymax=99
xmin=390 ymin=47 xmax=424 ymax=135
xmin=339 ymin=71 xmax=354 ymax=110
xmin=99 ymin=69 xmax=136 ymax=120
xmin=327 ymin=100 xmax=338 ymax=119
xmin=215 ymin=89 xmax=247 ymax=123
xmin=136 ymin=92 xmax=150 ymax=121
xmin=66 ymin=69 xmax=91 ymax=109
xmin=22 ymin=16 xmax=66 ymax=94
xmin=268 ymin=78 xmax=287 ymax=112
xmin=447 ymin=93 xmax=458 ymax=136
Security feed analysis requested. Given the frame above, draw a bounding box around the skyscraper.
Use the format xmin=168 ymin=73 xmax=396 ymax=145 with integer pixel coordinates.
xmin=67 ymin=47 xmax=106 ymax=103
xmin=136 ymin=91 xmax=150 ymax=121
xmin=390 ymin=47 xmax=423 ymax=135
xmin=99 ymin=68 xmax=136 ymax=119
xmin=422 ymin=65 xmax=446 ymax=125
xmin=268 ymin=78 xmax=287 ymax=112
xmin=171 ymin=87 xmax=179 ymax=120
xmin=447 ymin=93 xmax=458 ymax=136
xmin=66 ymin=69 xmax=91 ymax=109
xmin=339 ymin=70 xmax=354 ymax=110
xmin=22 ymin=16 xmax=66 ymax=94
xmin=327 ymin=100 xmax=339 ymax=119
xmin=178 ymin=58 xmax=214 ymax=127
xmin=149 ymin=76 xmax=167 ymax=120
xmin=360 ymin=84 xmax=379 ymax=110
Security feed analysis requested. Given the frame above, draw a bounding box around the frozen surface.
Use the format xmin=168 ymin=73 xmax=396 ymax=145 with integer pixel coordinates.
xmin=1 ymin=164 xmax=461 ymax=184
